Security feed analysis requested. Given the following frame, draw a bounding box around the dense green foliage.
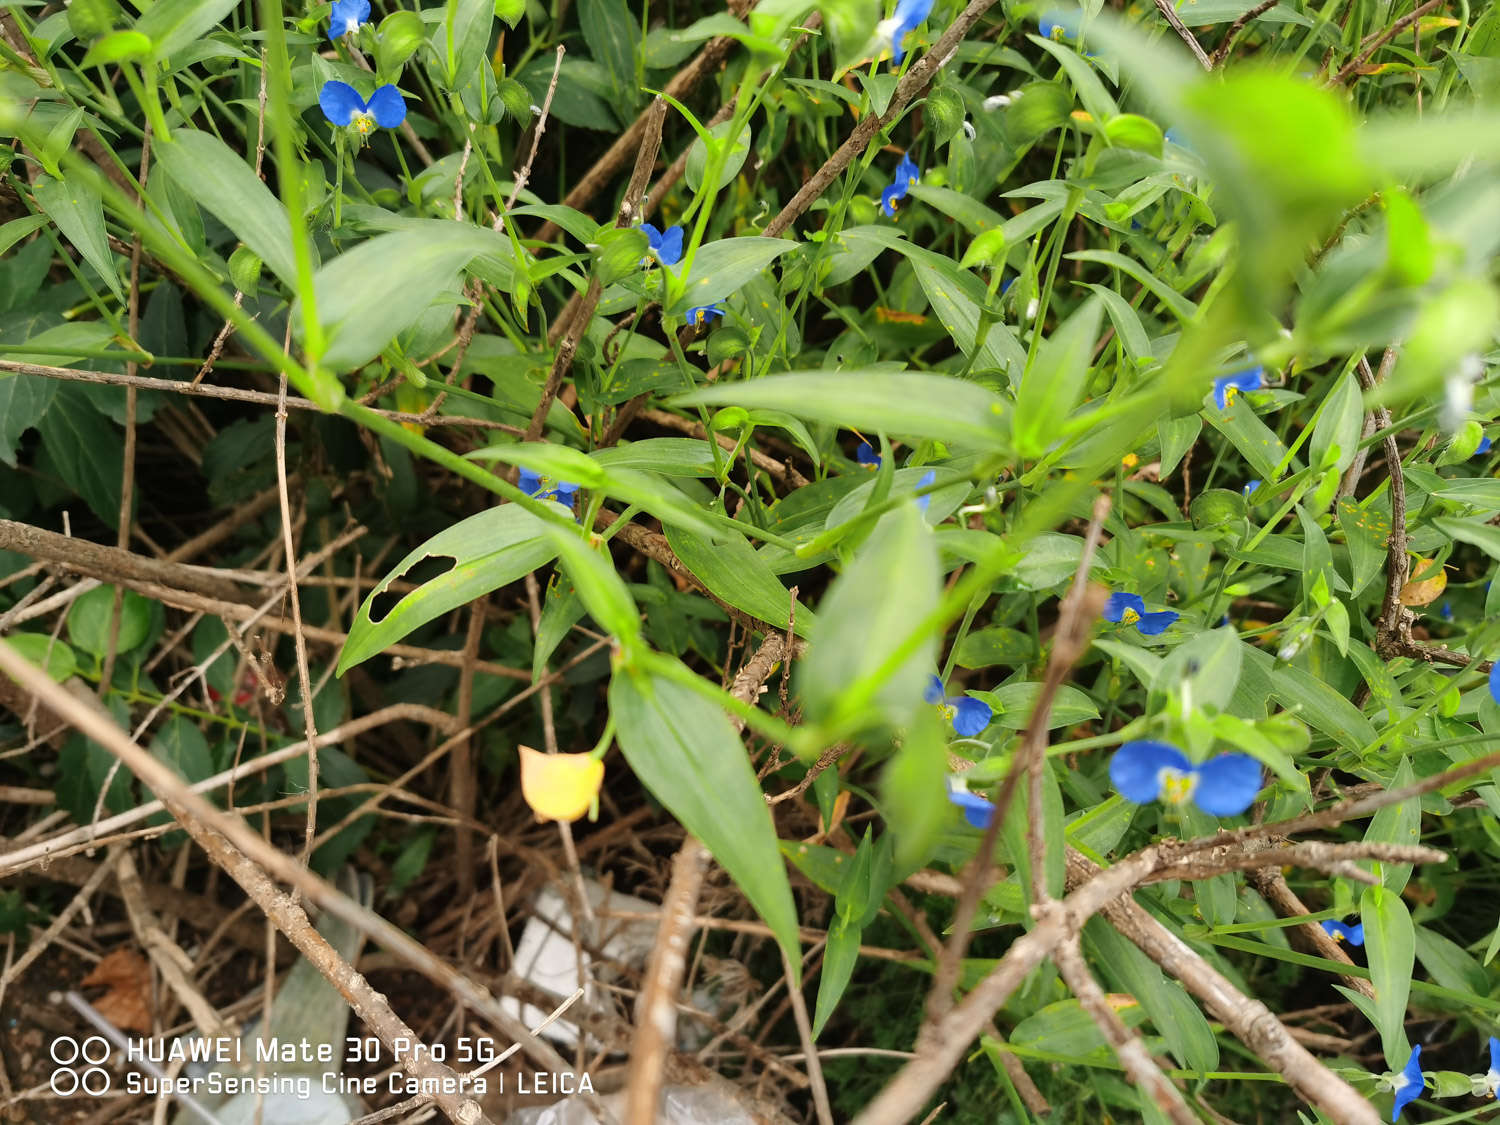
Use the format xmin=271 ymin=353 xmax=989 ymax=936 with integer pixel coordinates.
xmin=6 ymin=0 xmax=1500 ymax=1120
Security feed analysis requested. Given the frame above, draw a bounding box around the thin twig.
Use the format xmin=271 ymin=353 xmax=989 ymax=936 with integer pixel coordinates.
xmin=1151 ymin=0 xmax=1214 ymax=69
xmin=1329 ymin=0 xmax=1444 ymax=83
xmin=1209 ymin=0 xmax=1279 ymax=65
xmin=1051 ymin=930 xmax=1198 ymax=1124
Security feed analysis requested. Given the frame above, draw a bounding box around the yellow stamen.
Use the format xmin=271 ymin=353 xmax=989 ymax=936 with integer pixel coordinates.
xmin=1120 ymin=607 xmax=1141 ymax=626
xmin=518 ymin=745 xmax=604 ymax=823
xmin=1223 ymin=385 xmax=1238 ymax=405
xmin=354 ymin=113 xmax=374 ymax=136
xmin=1121 ymin=452 xmax=1139 ymax=469
xmin=1159 ymin=768 xmax=1196 ymax=806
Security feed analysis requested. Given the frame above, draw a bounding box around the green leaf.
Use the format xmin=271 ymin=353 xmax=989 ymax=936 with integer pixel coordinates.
xmin=1033 ymin=35 xmax=1119 ymax=123
xmin=1363 ymin=759 xmax=1420 ymax=895
xmin=676 ymin=372 xmax=1010 ymax=451
xmin=32 ymin=174 xmax=123 ymax=302
xmin=1361 ymin=884 xmax=1415 ymax=1070
xmin=686 ymin=121 xmax=752 ymax=192
xmin=532 ymin=580 xmax=587 ymax=679
xmin=156 ymin=129 xmax=298 ymax=288
xmin=664 ymin=524 xmax=813 ymax=634
xmin=1202 ymin=392 xmax=1296 ymax=482
xmin=66 ymin=585 xmax=151 ymax=660
xmin=298 ymin=223 xmax=506 ymax=371
xmin=1434 ymin=515 xmax=1500 ymax=562
xmin=149 ymin=716 xmax=215 ymax=785
xmin=1414 ymin=925 xmax=1489 ymax=996
xmin=545 ymin=526 xmax=641 ymax=647
xmin=0 ymin=374 xmax=58 ymax=468
xmin=578 ymin=0 xmax=638 ymax=113
xmin=1310 ymin=371 xmax=1363 ymax=476
xmin=610 ymin=664 xmax=801 ymax=977
xmin=80 ymin=29 xmax=151 ymax=65
xmin=671 ymin=236 xmax=799 ymax=315
xmin=880 ymin=709 xmax=951 ymax=873
xmin=2 ymin=633 xmax=78 ymax=682
xmin=812 ymin=912 xmax=862 ymax=1038
xmin=954 ymin=627 xmax=1037 ymax=669
xmin=977 ymin=682 xmax=1099 ymax=730
xmin=798 ymin=504 xmax=937 ymax=732
xmin=133 ymin=0 xmax=237 ymax=62
xmin=1013 ymin=296 xmax=1102 ymax=458
xmin=36 ymin=386 xmax=124 ymax=528
xmin=440 ymin=0 xmax=497 ymax=87
xmin=1153 ymin=626 xmax=1242 ymax=713
xmin=339 ymin=505 xmax=559 ymax=673
xmin=1085 ymin=916 xmax=1219 ymax=1071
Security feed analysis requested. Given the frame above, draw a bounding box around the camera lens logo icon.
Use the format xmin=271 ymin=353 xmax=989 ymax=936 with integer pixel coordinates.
xmin=49 ymin=1036 xmax=111 ymax=1096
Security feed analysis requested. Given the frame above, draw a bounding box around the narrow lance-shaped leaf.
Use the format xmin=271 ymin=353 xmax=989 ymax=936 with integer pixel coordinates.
xmin=609 ymin=664 xmax=802 ymax=979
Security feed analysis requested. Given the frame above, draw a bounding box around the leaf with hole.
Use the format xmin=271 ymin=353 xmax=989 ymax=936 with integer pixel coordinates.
xmin=339 ymin=505 xmax=559 ymax=674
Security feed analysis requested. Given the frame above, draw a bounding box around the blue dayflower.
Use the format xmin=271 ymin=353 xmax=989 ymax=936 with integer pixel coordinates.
xmin=328 ymin=0 xmax=370 ymax=39
xmin=1478 ymin=435 xmax=1493 ymax=455
xmin=1212 ymin=366 xmax=1265 ymax=410
xmin=915 ymin=468 xmax=937 ymax=513
xmin=1490 ymin=661 xmax=1500 ymax=705
xmin=1243 ymin=479 xmax=1261 ymax=500
xmin=1039 ymin=9 xmax=1081 ymax=39
xmin=686 ymin=302 xmax=726 ymax=328
xmin=1321 ymin=919 xmax=1364 ymax=946
xmin=925 ymin=673 xmax=992 ymax=736
xmin=1439 ymin=601 xmax=1453 ymax=621
xmin=1390 ymin=1045 xmax=1423 ymax=1122
xmin=1484 ymin=1037 xmax=1499 ymax=1098
xmin=1102 ymin=592 xmax=1178 ymax=636
xmin=319 ymin=81 xmax=407 ymax=135
xmin=640 ymin=223 xmax=683 ymax=268
xmin=1109 ymin=740 xmax=1262 ymax=816
xmin=519 ymin=467 xmax=579 ymax=506
xmin=884 ymin=0 xmax=936 ymax=64
xmin=947 ymin=781 xmax=996 ymax=829
xmin=881 ymin=153 xmax=921 ymax=218
xmin=856 ymin=441 xmax=881 ymax=469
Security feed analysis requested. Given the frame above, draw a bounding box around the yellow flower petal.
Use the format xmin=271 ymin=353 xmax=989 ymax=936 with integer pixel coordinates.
xmin=518 ymin=745 xmax=604 ymax=822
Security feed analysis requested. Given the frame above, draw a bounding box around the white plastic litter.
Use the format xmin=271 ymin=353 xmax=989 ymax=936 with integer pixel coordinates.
xmin=500 ymin=879 xmax=659 ymax=1049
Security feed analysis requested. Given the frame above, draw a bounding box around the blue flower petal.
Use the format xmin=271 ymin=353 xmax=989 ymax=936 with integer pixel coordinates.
xmin=924 ymin=674 xmax=946 ymax=705
xmin=1321 ymin=919 xmax=1365 ymax=946
xmin=366 ymin=84 xmax=407 ymax=128
xmin=1102 ymin=591 xmax=1145 ymax=623
xmin=1490 ymin=660 xmax=1500 ymax=705
xmin=856 ymin=441 xmax=881 ymax=468
xmin=1487 ymin=1036 xmax=1500 ymax=1094
xmin=552 ymin=480 xmax=580 ymax=504
xmin=915 ymin=469 xmax=936 ymax=513
xmin=518 ymin=467 xmax=544 ymax=498
xmin=1110 ymin=740 xmax=1191 ymax=804
xmin=686 ymin=302 xmax=725 ymax=327
xmin=888 ymin=0 xmax=934 ymax=63
xmin=328 ymin=0 xmax=370 ymax=39
xmin=1135 ymin=610 xmax=1179 ymax=635
xmin=895 ymin=153 xmax=921 ymax=187
xmin=1392 ymin=1045 xmax=1423 ymax=1122
xmin=951 ymin=696 xmax=992 ymax=737
xmin=1478 ymin=435 xmax=1493 ymax=455
xmin=1213 ymin=366 xmax=1265 ymax=410
xmin=657 ymin=224 xmax=684 ymax=267
xmin=1193 ymin=753 xmax=1261 ymax=816
xmin=1243 ymin=479 xmax=1261 ymax=500
xmin=948 ymin=788 xmax=996 ymax=829
xmin=318 ymin=80 xmax=366 ymax=126
xmin=880 ymin=182 xmax=906 ymax=218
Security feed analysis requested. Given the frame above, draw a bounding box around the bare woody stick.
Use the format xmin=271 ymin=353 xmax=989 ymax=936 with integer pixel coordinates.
xmin=1050 ymin=930 xmax=1198 ymax=1125
xmin=1065 ymin=848 xmax=1381 ymax=1125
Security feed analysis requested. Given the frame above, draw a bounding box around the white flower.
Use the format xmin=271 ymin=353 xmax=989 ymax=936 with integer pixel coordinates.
xmin=962 ymin=120 xmax=976 ymax=140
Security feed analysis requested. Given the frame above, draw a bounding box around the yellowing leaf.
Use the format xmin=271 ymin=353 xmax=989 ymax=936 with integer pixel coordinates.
xmin=1399 ymin=559 xmax=1448 ymax=606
